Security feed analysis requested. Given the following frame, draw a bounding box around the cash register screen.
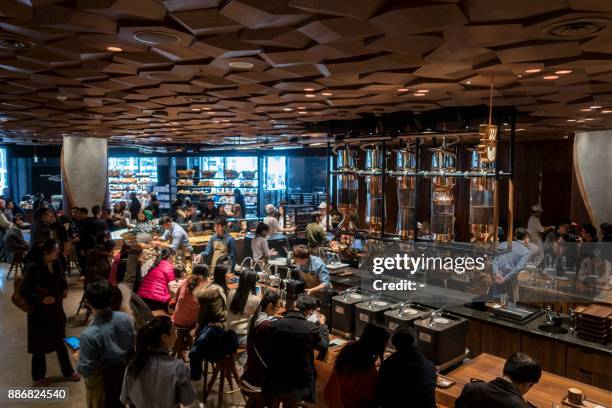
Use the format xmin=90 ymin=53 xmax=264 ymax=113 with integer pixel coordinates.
xmin=351 ymin=239 xmax=363 ymax=251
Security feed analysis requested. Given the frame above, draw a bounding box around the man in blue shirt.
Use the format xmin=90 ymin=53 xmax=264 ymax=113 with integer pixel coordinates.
xmin=198 ymin=217 xmax=236 ymax=272
xmin=292 ymin=244 xmax=331 ymax=296
xmin=491 ymin=228 xmax=531 ymax=300
xmin=74 ymin=280 xmax=135 ymax=408
xmin=155 ymin=216 xmax=193 ymax=253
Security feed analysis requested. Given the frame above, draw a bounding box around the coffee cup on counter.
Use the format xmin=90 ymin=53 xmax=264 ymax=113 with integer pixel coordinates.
xmin=567 ymin=387 xmax=586 ymax=404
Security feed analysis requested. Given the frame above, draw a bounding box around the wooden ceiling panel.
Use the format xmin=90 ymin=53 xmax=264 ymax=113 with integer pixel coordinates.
xmin=0 ymin=1 xmax=611 ymax=142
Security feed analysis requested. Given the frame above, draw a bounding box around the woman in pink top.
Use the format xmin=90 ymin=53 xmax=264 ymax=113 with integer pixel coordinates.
xmin=171 ymin=264 xmax=209 ymax=360
xmin=137 ymin=248 xmax=175 ymax=312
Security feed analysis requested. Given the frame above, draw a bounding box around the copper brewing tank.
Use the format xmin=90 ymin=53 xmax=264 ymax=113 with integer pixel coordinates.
xmin=361 ymin=143 xmax=385 ymax=234
xmin=430 ymin=147 xmax=456 ymax=242
xmin=388 ymin=148 xmax=416 ymax=239
xmin=333 ymin=143 xmax=358 ymax=230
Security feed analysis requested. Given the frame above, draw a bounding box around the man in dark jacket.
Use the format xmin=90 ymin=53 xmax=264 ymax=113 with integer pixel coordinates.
xmin=455 ymin=352 xmax=541 ymax=408
xmin=128 ymin=192 xmax=141 ymax=220
xmin=30 ymin=208 xmax=55 ymax=244
xmin=376 ymin=324 xmax=437 ymax=408
xmin=263 ymin=295 xmax=329 ymax=404
xmin=4 ymin=215 xmax=29 ymax=254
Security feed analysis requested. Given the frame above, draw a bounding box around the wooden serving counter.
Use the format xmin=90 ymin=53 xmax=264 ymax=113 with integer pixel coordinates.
xmin=436 ymin=353 xmax=612 ymax=407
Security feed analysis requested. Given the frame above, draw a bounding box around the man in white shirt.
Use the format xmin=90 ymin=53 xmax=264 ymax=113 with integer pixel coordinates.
xmin=527 ymin=204 xmax=552 ymax=268
xmin=318 ymin=202 xmax=331 ymax=232
xmin=263 ymin=204 xmax=294 ymax=234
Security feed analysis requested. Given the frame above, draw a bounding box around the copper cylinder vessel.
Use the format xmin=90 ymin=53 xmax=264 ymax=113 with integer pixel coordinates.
xmin=468 ymin=148 xmax=496 ymax=243
xmin=388 ymin=148 xmax=416 ymax=240
xmin=333 ymin=143 xmax=358 ymax=230
xmin=361 ymin=143 xmax=385 ymax=234
xmin=430 ymin=148 xmax=456 ymax=242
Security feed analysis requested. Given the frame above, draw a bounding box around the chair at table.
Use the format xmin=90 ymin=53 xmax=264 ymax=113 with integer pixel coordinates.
xmin=6 ymin=250 xmax=24 ymax=280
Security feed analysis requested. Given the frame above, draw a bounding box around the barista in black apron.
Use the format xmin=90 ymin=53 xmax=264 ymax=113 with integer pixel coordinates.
xmin=197 ymin=217 xmax=236 ymax=273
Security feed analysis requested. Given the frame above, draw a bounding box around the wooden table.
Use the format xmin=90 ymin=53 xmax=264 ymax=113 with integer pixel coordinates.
xmin=437 ymin=353 xmax=612 ymax=407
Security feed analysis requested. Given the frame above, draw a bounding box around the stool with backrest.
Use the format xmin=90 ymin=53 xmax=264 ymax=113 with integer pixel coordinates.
xmin=203 ymin=350 xmax=242 ymax=407
xmin=6 ymin=251 xmax=24 ymax=280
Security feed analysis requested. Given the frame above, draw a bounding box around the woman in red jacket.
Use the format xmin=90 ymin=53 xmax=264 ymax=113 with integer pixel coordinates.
xmin=137 ymin=248 xmax=175 ymax=311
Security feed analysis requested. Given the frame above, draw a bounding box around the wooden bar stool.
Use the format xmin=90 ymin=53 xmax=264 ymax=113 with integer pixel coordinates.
xmin=6 ymin=251 xmax=24 ymax=280
xmin=239 ymin=380 xmax=263 ymax=408
xmin=203 ymin=352 xmax=241 ymax=407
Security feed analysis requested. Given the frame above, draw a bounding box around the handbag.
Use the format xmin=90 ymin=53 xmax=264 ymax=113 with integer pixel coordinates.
xmin=12 ymin=275 xmax=33 ymax=313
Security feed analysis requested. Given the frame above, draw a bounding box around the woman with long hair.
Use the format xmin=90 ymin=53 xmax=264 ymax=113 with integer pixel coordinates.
xmin=171 ymin=264 xmax=209 ymax=359
xmin=243 ymin=291 xmax=281 ymax=388
xmin=20 ymin=239 xmax=80 ymax=385
xmin=227 ymin=269 xmax=260 ymax=344
xmin=251 ymin=222 xmax=278 ymax=262
xmin=324 ymin=323 xmax=390 ymax=408
xmin=137 ymin=248 xmax=175 ymax=311
xmin=121 ymin=316 xmax=195 ymax=408
xmin=194 ymin=260 xmax=229 ymax=332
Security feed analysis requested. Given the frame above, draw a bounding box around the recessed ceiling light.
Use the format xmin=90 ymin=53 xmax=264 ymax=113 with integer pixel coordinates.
xmin=576 ymin=119 xmax=586 ymax=123
xmin=297 ymin=106 xmax=306 ymax=109
xmin=417 ymin=89 xmax=429 ymax=93
xmin=466 ymin=81 xmax=471 ymax=84
xmin=413 ymin=93 xmax=426 ymax=96
xmin=567 ymin=119 xmax=577 ymax=122
xmin=303 ymin=88 xmax=315 ymax=91
xmin=585 ymin=118 xmax=595 ymax=121
xmin=56 ymin=95 xmax=67 ymax=101
xmin=222 ymin=119 xmax=230 ymax=122
xmin=525 ymin=68 xmax=542 ymax=73
xmin=208 ymin=111 xmax=215 ymax=114
xmin=106 ymin=46 xmax=123 ymax=52
xmin=228 ymin=61 xmax=254 ymax=69
xmin=305 ymin=94 xmax=316 ymax=98
xmin=589 ymin=105 xmax=602 ymax=109
xmin=580 ymin=108 xmax=592 ymax=112
xmin=397 ymin=88 xmax=409 ymax=92
xmin=284 ymin=108 xmax=293 ymax=111
xmin=321 ymin=92 xmax=333 ymax=96
xmin=299 ymin=111 xmax=307 ymax=114
xmin=543 ymin=75 xmax=559 ymax=80
xmin=191 ymin=108 xmax=201 ymax=111
xmin=517 ymin=74 xmax=523 ymax=78
xmin=555 ymin=69 xmax=572 ymax=74
xmin=202 ymin=107 xmax=211 ymax=110
xmin=602 ymin=110 xmax=612 ymax=113
xmin=516 ymin=128 xmax=526 ymax=131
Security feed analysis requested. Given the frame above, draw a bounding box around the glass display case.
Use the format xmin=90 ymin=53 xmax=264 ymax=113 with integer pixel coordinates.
xmin=108 ymin=157 xmax=158 ymax=204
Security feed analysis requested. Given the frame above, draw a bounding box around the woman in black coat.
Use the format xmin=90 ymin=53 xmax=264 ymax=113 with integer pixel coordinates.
xmin=20 ymin=239 xmax=80 ymax=385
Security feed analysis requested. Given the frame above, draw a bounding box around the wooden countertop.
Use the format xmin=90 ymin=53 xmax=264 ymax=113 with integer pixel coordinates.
xmin=437 ymin=353 xmax=612 ymax=407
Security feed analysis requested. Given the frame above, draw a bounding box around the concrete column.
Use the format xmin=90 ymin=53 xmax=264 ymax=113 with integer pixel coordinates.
xmin=573 ymin=131 xmax=612 ymax=227
xmin=61 ymin=136 xmax=108 ymax=210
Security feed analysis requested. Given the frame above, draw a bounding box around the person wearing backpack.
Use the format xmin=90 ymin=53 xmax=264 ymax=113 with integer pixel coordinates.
xmin=19 ymin=239 xmax=80 ymax=386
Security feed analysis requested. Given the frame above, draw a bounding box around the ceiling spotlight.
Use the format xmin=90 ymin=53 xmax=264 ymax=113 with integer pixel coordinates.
xmin=305 ymin=94 xmax=316 ymax=98
xmin=417 ymin=89 xmax=430 ymax=93
xmin=321 ymin=92 xmax=333 ymax=96
xmin=297 ymin=106 xmax=306 ymax=109
xmin=397 ymin=88 xmax=409 ymax=92
xmin=202 ymin=107 xmax=211 ymax=110
xmin=585 ymin=118 xmax=595 ymax=121
xmin=303 ymin=88 xmax=315 ymax=91
xmin=525 ymin=68 xmax=542 ymax=74
xmin=207 ymin=111 xmax=215 ymax=114
xmin=602 ymin=110 xmax=612 ymax=113
xmin=466 ymin=81 xmax=471 ymax=84
xmin=567 ymin=119 xmax=577 ymax=122
xmin=555 ymin=69 xmax=572 ymax=74
xmin=580 ymin=108 xmax=592 ymax=112
xmin=543 ymin=75 xmax=559 ymax=80
xmin=191 ymin=108 xmax=201 ymax=111
xmin=284 ymin=108 xmax=293 ymax=111
xmin=106 ymin=46 xmax=123 ymax=52
xmin=228 ymin=61 xmax=254 ymax=69
xmin=516 ymin=128 xmax=526 ymax=131
xmin=298 ymin=111 xmax=307 ymax=114
xmin=589 ymin=105 xmax=602 ymax=109
xmin=413 ymin=93 xmax=426 ymax=96
xmin=56 ymin=95 xmax=67 ymax=101
xmin=517 ymin=74 xmax=523 ymax=78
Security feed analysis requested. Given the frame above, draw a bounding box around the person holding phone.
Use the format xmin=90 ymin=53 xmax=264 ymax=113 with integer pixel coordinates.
xmin=19 ymin=239 xmax=80 ymax=386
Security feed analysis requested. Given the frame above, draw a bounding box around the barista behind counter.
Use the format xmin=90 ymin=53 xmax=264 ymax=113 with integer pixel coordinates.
xmin=195 ymin=216 xmax=237 ymax=273
xmin=153 ymin=216 xmax=193 ymax=254
xmin=292 ymin=244 xmax=331 ymax=296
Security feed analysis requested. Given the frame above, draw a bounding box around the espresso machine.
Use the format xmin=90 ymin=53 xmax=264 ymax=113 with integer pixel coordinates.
xmin=331 ymin=288 xmax=373 ymax=338
xmin=333 ymin=143 xmax=359 ymax=231
xmin=384 ymin=302 xmax=435 ymax=332
xmin=429 ymin=142 xmax=457 ymax=242
xmin=360 ymin=143 xmax=386 ymax=234
xmin=414 ymin=311 xmax=469 ymax=368
xmin=388 ymin=145 xmax=416 ymax=240
xmin=354 ymin=295 xmax=395 ymax=338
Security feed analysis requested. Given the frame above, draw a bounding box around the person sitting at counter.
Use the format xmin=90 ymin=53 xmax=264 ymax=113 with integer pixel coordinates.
xmin=131 ymin=210 xmax=153 ymax=234
xmin=455 ymin=352 xmax=541 ymax=408
xmin=292 ymin=244 xmax=331 ymax=296
xmin=491 ymin=227 xmax=531 ymax=301
xmin=197 ymin=217 xmax=236 ymax=273
xmin=251 ymin=222 xmax=277 ymax=262
xmin=306 ymin=213 xmax=328 ymax=250
xmin=154 ymin=216 xmax=193 ymax=254
xmin=137 ymin=248 xmax=176 ymax=312
xmin=264 ymin=204 xmax=294 ymax=234
xmin=376 ymin=324 xmax=437 ymax=408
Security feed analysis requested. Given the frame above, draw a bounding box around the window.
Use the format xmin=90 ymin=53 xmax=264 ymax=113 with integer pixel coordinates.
xmin=264 ymin=156 xmax=286 ymax=191
xmin=0 ymin=147 xmax=6 ymax=194
xmin=108 ymin=157 xmax=158 ymax=203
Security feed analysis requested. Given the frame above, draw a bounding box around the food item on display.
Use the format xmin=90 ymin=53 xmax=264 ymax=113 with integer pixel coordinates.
xmin=109 ymin=170 xmax=120 ymax=177
xmin=177 ymin=189 xmax=191 ymax=195
xmin=199 ymin=180 xmax=215 ymax=187
xmin=111 ymin=193 xmax=123 ymax=199
xmin=241 ymin=171 xmax=256 ymax=179
xmin=201 ymin=170 xmax=216 ymax=178
xmin=222 ymin=181 xmax=235 ymax=187
xmin=240 ymin=181 xmax=254 ymax=188
xmin=189 ymin=234 xmax=211 ymax=246
xmin=177 ymin=179 xmax=194 ymax=186
xmin=224 ymin=170 xmax=239 ymax=179
xmin=177 ymin=169 xmax=196 ymax=177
